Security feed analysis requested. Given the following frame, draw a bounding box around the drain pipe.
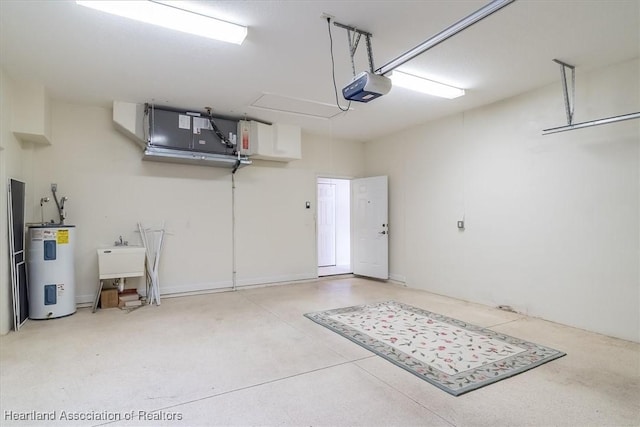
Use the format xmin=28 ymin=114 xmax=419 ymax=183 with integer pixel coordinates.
xmin=231 ymin=173 xmax=237 ymax=291
xmin=39 ymin=197 xmax=50 ymax=224
xmin=50 ymin=183 xmax=67 ymax=224
xmin=51 ymin=184 xmax=61 ymax=223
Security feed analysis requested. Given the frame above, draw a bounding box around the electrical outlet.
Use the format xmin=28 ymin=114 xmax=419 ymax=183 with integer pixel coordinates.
xmin=51 ymin=183 xmax=57 ymax=192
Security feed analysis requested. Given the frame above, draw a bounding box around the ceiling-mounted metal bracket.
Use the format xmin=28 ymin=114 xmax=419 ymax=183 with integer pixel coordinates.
xmin=333 ymin=21 xmax=376 ymax=76
xmin=543 ymin=60 xmax=640 ymax=135
xmin=553 ymin=59 xmax=575 ymax=125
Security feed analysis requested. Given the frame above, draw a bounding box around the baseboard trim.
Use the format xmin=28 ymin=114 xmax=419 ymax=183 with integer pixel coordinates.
xmin=77 ymin=273 xmax=319 ymax=304
xmin=389 ymin=273 xmax=406 ymax=283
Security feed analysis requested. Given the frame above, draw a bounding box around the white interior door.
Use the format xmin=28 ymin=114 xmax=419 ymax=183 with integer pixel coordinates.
xmin=352 ymin=176 xmax=388 ymax=279
xmin=317 ymin=183 xmax=336 ymax=267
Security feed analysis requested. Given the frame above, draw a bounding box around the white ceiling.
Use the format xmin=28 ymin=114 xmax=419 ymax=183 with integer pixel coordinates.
xmin=1 ymin=1 xmax=638 ymax=142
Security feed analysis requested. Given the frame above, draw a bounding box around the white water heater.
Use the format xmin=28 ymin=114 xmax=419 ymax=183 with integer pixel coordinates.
xmin=27 ymin=225 xmax=76 ymax=319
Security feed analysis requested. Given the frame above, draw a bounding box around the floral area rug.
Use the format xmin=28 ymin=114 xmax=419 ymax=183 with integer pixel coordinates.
xmin=304 ymin=300 xmax=566 ymax=396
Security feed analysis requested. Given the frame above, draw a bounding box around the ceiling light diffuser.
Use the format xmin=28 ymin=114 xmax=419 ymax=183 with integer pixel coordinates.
xmin=76 ymin=1 xmax=247 ymax=45
xmin=390 ymin=71 xmax=465 ymax=99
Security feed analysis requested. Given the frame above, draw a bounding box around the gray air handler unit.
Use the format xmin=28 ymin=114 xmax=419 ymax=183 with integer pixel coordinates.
xmin=142 ymin=105 xmax=251 ymax=172
xmin=111 ymin=101 xmax=302 ymax=166
xmin=27 ymin=225 xmax=77 ymax=319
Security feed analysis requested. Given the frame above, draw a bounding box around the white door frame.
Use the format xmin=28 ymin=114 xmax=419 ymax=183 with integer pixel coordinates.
xmin=317 ymin=181 xmax=336 ymax=267
xmin=316 ymin=175 xmax=353 ymax=276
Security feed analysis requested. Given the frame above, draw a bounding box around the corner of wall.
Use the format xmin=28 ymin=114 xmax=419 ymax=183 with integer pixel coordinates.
xmin=0 ymin=68 xmax=17 ymax=334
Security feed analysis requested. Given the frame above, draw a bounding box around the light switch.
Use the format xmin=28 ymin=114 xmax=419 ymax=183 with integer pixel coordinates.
xmin=305 ymin=201 xmax=311 ymax=209
xmin=457 ymin=220 xmax=465 ymax=230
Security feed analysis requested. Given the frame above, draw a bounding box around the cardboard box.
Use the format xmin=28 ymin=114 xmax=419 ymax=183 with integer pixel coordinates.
xmin=118 ymin=290 xmax=141 ymax=309
xmin=100 ymin=288 xmax=119 ymax=309
xmin=119 ymin=299 xmax=142 ymax=308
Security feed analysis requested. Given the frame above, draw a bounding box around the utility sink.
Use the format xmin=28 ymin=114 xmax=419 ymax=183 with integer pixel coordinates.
xmin=97 ymin=246 xmax=146 ymax=279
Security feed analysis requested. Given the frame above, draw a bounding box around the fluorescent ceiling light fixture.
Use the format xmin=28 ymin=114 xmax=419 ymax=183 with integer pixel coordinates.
xmin=76 ymin=1 xmax=247 ymax=45
xmin=390 ymin=71 xmax=465 ymax=99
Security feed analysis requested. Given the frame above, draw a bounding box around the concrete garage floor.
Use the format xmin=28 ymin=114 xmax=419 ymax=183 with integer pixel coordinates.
xmin=1 ymin=277 xmax=638 ymax=426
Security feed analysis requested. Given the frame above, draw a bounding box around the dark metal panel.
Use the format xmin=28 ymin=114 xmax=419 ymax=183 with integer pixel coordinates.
xmin=191 ymin=116 xmax=238 ymax=155
xmin=149 ymin=108 xmax=192 ymax=150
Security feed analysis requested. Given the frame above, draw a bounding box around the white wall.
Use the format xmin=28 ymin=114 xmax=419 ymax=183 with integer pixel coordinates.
xmin=234 ymin=145 xmax=361 ymax=285
xmin=0 ymin=69 xmax=36 ymax=334
xmin=365 ymin=58 xmax=639 ymax=342
xmin=23 ymin=101 xmax=364 ymax=306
